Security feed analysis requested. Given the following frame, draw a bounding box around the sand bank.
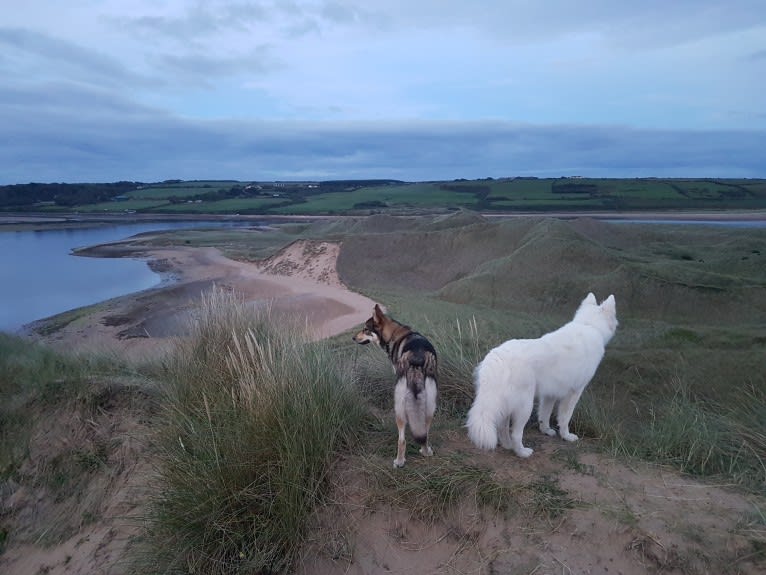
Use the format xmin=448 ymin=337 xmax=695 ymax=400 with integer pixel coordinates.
xmin=32 ymin=239 xmax=376 ymax=359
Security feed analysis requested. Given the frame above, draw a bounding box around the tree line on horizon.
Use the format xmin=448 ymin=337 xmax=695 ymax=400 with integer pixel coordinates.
xmin=0 ymin=179 xmax=405 ymax=209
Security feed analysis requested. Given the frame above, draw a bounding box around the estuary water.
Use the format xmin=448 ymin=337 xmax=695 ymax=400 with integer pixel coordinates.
xmin=607 ymin=218 xmax=766 ymax=228
xmin=0 ymin=221 xmax=250 ymax=333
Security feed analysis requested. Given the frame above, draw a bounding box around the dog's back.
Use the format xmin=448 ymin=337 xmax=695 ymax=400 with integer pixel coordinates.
xmin=395 ymin=333 xmax=437 ymax=395
xmin=394 ymin=332 xmax=437 ymax=444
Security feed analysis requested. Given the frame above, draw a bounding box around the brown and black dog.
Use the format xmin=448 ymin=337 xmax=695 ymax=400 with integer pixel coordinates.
xmin=353 ymin=304 xmax=438 ymax=468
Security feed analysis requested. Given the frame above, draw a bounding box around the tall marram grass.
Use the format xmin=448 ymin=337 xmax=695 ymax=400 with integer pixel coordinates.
xmin=429 ymin=315 xmax=484 ymax=414
xmin=576 ymin=377 xmax=766 ymax=489
xmin=138 ymin=288 xmax=368 ymax=574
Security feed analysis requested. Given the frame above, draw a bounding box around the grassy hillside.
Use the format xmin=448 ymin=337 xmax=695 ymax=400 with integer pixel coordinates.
xmin=336 ymin=213 xmax=766 ymax=321
xmin=2 ymin=214 xmax=765 ymax=573
xmin=145 ymin=210 xmax=766 ymax=479
xmin=336 ymin=212 xmax=766 ymax=401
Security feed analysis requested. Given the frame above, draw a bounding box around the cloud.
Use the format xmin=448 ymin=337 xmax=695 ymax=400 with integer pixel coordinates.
xmin=1 ymin=1 xmax=765 ymax=182
xmin=747 ymin=48 xmax=766 ymax=61
xmin=0 ymin=27 xmax=146 ymax=88
xmin=1 ymin=80 xmax=763 ymax=184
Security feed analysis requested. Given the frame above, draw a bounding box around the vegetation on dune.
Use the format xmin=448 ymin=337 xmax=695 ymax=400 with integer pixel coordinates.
xmin=338 ymin=213 xmax=766 ymax=323
xmin=338 ymin=214 xmax=766 ymax=484
xmin=0 ymin=334 xmax=128 ymax=480
xmin=0 ymin=334 xmax=149 ymax=547
xmin=2 ymin=214 xmax=765 ymax=573
xmin=1 ymin=335 xmax=76 ymax=480
xmin=134 ymin=289 xmax=368 ymax=574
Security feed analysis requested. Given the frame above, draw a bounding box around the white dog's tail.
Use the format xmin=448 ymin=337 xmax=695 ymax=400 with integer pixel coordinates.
xmin=466 ymin=362 xmax=501 ymax=450
xmin=466 ymin=402 xmax=498 ymax=450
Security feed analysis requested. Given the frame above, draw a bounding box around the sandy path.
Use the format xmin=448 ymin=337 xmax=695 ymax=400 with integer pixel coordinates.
xmin=34 ymin=240 xmax=376 ymax=358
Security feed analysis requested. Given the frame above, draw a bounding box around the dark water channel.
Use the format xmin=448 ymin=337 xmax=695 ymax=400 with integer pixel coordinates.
xmin=0 ymin=221 xmax=251 ymax=332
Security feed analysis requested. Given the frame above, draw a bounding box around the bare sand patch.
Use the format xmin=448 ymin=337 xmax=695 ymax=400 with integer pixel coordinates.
xmin=297 ymin=433 xmax=764 ymax=575
xmin=31 ymin=239 xmax=376 ymax=358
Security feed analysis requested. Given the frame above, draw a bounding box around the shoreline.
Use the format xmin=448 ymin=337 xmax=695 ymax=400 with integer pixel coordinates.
xmin=13 ymin=208 xmax=766 ymax=353
xmin=26 ymin=239 xmax=377 ymax=359
xmin=2 ymin=208 xmax=766 ymax=230
xmin=483 ymin=209 xmax=766 ymax=222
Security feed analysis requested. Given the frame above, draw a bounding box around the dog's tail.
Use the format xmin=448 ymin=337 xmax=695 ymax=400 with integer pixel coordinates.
xmin=405 ymin=368 xmax=429 ymax=445
xmin=465 ymin=366 xmax=498 ymax=450
xmin=466 ymin=403 xmax=498 ymax=450
xmin=406 ymin=363 xmax=425 ymax=397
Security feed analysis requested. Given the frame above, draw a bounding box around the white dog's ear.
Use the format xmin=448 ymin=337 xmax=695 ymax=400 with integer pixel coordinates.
xmin=602 ymin=294 xmax=616 ymax=312
xmin=584 ymin=292 xmax=597 ymax=305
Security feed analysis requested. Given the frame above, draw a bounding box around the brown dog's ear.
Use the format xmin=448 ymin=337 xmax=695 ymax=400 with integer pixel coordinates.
xmin=373 ymin=304 xmax=386 ymax=326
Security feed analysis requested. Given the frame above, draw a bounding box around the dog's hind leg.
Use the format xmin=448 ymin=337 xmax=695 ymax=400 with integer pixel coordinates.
xmin=509 ymin=394 xmax=535 ymax=458
xmin=419 ymin=413 xmax=434 ymax=457
xmin=393 ymin=378 xmax=408 ymax=468
xmin=419 ymin=376 xmax=437 ymax=457
xmin=394 ymin=415 xmax=407 ymax=467
xmin=510 ymin=418 xmax=533 ymax=458
xmin=497 ymin=414 xmax=512 ymax=450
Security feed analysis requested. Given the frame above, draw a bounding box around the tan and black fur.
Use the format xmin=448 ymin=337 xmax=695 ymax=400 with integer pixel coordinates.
xmin=353 ymin=304 xmax=438 ymax=468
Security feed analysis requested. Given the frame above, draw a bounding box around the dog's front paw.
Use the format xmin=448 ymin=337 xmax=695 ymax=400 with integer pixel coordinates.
xmin=515 ymin=446 xmax=534 ymax=458
xmin=393 ymin=457 xmax=406 ymax=468
xmin=420 ymin=445 xmax=433 ymax=457
xmin=561 ymin=432 xmax=579 ymax=442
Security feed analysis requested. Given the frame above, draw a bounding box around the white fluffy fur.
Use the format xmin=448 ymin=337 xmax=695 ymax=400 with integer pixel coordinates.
xmin=466 ymin=293 xmax=618 ymax=457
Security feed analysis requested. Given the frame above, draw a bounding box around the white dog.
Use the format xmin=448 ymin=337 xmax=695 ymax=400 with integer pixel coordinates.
xmin=466 ymin=293 xmax=618 ymax=457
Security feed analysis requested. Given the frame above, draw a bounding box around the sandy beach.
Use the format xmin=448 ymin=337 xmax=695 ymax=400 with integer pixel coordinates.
xmin=33 ymin=238 xmax=377 ymax=358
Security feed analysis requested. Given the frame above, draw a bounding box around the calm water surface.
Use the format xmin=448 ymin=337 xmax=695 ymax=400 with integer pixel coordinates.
xmin=607 ymin=218 xmax=766 ymax=228
xmin=0 ymin=221 xmax=249 ymax=333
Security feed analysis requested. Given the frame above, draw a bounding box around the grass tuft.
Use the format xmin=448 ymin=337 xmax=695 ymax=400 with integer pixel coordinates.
xmin=428 ymin=316 xmax=484 ymax=414
xmin=137 ymin=288 xmax=369 ymax=574
xmin=527 ymin=475 xmax=577 ymax=522
xmin=364 ymin=452 xmax=520 ymax=523
xmin=576 ymin=377 xmax=766 ymax=489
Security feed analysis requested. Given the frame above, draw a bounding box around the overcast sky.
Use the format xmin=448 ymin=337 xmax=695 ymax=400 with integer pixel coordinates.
xmin=2 ymin=0 xmax=765 ymax=183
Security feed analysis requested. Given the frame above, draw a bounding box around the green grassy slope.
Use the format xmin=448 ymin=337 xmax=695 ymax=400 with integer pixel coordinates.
xmin=3 ymin=214 xmax=765 ymax=574
xmin=332 ymin=214 xmax=766 ymax=477
xmin=336 ymin=213 xmax=766 ymax=324
xmin=6 ymin=177 xmax=766 ymax=215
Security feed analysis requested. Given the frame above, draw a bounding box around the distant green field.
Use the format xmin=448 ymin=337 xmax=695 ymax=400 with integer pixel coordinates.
xmin=154 ymin=197 xmax=285 ymax=213
xmin=75 ymin=199 xmax=169 ymax=212
xmin=126 ymin=181 xmax=244 ymax=200
xmin=489 ymin=197 xmax=606 ymax=208
xmin=127 ymin=187 xmax=204 ymax=200
xmin=270 ymin=183 xmax=479 ymax=214
xmin=4 ymin=177 xmax=766 ymax=215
